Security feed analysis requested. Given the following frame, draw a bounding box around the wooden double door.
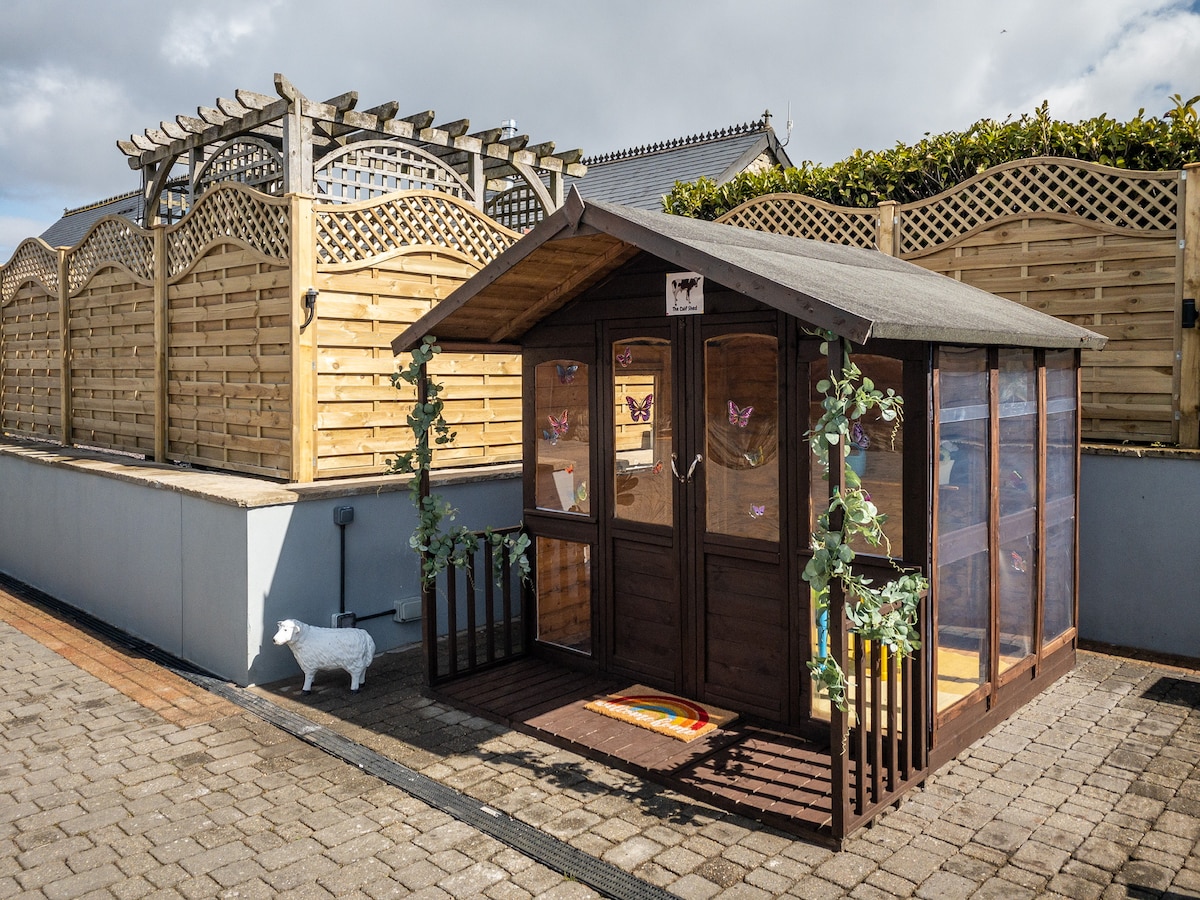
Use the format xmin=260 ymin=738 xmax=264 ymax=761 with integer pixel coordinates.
xmin=604 ymin=314 xmax=795 ymax=724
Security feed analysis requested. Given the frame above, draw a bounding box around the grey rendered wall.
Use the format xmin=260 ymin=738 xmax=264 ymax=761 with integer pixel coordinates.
xmin=0 ymin=444 xmax=522 ymax=686
xmin=0 ymin=452 xmax=185 ymax=656
xmin=245 ymin=477 xmax=522 ymax=685
xmin=1079 ymin=451 xmax=1200 ymax=660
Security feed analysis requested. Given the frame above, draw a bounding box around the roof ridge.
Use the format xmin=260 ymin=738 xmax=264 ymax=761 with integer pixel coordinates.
xmin=582 ymin=117 xmax=768 ymax=166
xmin=60 ymin=176 xmax=189 ymax=217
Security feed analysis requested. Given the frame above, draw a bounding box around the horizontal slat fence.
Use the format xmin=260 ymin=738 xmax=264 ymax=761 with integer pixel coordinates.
xmin=718 ymin=158 xmax=1197 ymax=446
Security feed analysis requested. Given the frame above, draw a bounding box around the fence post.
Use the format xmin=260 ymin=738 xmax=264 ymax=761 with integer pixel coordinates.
xmin=1181 ymin=164 xmax=1200 ymax=448
xmin=877 ymin=200 xmax=899 ymax=257
xmin=57 ymin=248 xmax=72 ymax=446
xmin=153 ymin=225 xmax=168 ymax=461
xmin=289 ymin=193 xmax=318 ymax=482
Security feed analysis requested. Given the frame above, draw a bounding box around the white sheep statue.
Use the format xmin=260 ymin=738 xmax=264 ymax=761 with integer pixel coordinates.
xmin=272 ymin=619 xmax=375 ymax=694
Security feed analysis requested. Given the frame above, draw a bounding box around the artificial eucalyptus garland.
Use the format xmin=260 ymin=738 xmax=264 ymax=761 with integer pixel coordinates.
xmin=388 ymin=336 xmax=530 ymax=588
xmin=804 ymin=333 xmax=926 ymax=711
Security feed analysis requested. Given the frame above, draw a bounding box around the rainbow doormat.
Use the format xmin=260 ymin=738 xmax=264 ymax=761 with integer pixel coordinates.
xmin=584 ymin=685 xmax=738 ymax=742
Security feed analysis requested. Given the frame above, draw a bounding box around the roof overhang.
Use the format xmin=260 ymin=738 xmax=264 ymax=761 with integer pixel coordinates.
xmin=392 ymin=189 xmax=1107 ymax=354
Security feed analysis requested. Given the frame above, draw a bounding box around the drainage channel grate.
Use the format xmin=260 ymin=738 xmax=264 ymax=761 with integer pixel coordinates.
xmin=0 ymin=574 xmax=676 ymax=900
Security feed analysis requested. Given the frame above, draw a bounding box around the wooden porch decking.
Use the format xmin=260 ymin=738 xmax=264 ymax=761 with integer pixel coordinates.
xmin=432 ymin=657 xmax=839 ymax=841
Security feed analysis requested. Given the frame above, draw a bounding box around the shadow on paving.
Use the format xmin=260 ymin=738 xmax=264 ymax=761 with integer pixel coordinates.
xmin=253 ymin=646 xmax=719 ymax=832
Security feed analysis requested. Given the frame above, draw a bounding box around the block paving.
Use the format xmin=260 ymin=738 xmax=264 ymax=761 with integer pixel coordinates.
xmin=2 ymin=582 xmax=1199 ymax=898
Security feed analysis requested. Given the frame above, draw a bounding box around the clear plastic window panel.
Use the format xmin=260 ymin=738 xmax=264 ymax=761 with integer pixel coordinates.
xmin=535 ymin=537 xmax=592 ymax=655
xmin=809 ymin=355 xmax=904 ymax=556
xmin=1043 ymin=350 xmax=1077 ymax=643
xmin=534 ymin=360 xmax=591 ymax=515
xmin=705 ymin=334 xmax=779 ymax=541
xmin=935 ymin=348 xmax=990 ymax=712
xmin=612 ymin=339 xmax=672 ymax=526
xmin=997 ymin=350 xmax=1037 ymax=673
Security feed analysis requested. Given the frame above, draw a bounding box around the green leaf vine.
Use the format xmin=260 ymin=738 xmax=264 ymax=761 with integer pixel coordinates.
xmin=804 ymin=333 xmax=926 ymax=711
xmin=387 ymin=336 xmax=531 ymax=588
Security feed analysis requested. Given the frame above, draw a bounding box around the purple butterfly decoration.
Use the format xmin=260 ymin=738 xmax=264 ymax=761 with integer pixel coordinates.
xmin=626 ymin=394 xmax=653 ymax=422
xmin=749 ymin=503 xmax=766 ymax=519
xmin=548 ymin=410 xmax=569 ymax=438
xmin=616 ymin=347 xmax=632 ymax=368
xmin=556 ymin=364 xmax=579 ymax=384
xmin=850 ymin=421 xmax=870 ymax=450
xmin=728 ymin=400 xmax=753 ymax=427
xmin=1010 ymin=550 xmax=1027 ymax=573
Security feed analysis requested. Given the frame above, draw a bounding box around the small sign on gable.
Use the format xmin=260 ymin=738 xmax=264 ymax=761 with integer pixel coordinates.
xmin=666 ymin=272 xmax=704 ymax=316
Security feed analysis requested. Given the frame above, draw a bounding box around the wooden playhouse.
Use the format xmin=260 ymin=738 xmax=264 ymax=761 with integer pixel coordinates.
xmin=393 ymin=190 xmax=1105 ymax=843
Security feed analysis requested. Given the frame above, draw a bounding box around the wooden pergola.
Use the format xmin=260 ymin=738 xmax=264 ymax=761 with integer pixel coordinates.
xmin=117 ymin=72 xmax=587 ymax=231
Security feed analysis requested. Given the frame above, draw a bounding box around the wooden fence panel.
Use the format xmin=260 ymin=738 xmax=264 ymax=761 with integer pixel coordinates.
xmin=68 ymin=268 xmax=157 ymax=454
xmin=717 ymin=160 xmax=1187 ymax=445
xmin=167 ymin=243 xmax=292 ymax=478
xmin=909 ymin=219 xmax=1180 ymax=442
xmin=1 ymin=282 xmax=61 ymax=440
xmin=313 ymin=193 xmax=521 ymax=478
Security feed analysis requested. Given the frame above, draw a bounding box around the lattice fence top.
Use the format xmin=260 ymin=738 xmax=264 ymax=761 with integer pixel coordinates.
xmin=195 ymin=137 xmax=285 ymax=198
xmin=314 ymin=189 xmax=518 ymax=268
xmin=486 ymin=183 xmax=545 ymax=233
xmin=899 ymin=158 xmax=1180 ymax=257
xmin=315 ymin=141 xmax=474 ymax=205
xmin=65 ymin=217 xmax=155 ymax=294
xmin=166 ymin=182 xmax=290 ymax=278
xmin=0 ymin=238 xmax=59 ymax=305
xmin=717 ymin=193 xmax=878 ymax=248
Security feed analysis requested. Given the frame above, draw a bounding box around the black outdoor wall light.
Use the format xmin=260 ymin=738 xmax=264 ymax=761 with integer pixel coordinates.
xmin=300 ymin=286 xmax=319 ymax=331
xmin=1184 ymin=297 xmax=1198 ymax=329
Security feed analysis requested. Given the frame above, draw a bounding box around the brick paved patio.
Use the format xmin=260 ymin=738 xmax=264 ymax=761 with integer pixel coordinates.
xmin=2 ymin=582 xmax=1199 ymax=898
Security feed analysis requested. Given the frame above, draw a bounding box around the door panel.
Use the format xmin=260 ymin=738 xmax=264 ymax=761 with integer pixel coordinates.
xmin=611 ymin=536 xmax=679 ymax=684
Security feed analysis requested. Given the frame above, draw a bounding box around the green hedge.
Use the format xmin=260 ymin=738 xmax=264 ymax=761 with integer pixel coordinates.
xmin=664 ymin=96 xmax=1200 ymax=220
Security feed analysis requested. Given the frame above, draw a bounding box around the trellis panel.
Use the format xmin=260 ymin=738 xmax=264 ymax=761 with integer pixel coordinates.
xmin=1 ymin=282 xmax=61 ymax=440
xmin=67 ymin=268 xmax=157 ymax=454
xmin=167 ymin=243 xmax=292 ymax=478
xmin=717 ymin=192 xmax=879 ymax=249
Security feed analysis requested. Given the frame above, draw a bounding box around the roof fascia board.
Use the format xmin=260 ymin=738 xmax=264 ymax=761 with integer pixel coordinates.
xmin=718 ymin=135 xmax=772 ymax=184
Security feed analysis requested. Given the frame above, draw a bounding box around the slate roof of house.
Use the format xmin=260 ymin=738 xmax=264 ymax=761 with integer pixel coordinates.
xmin=40 ymin=191 xmax=143 ymax=248
xmin=393 ymin=190 xmax=1107 ymax=353
xmin=565 ymin=115 xmax=793 ymax=210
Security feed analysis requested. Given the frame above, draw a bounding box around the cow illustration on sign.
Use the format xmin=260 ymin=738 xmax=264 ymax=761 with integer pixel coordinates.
xmin=667 ymin=271 xmax=704 ymax=315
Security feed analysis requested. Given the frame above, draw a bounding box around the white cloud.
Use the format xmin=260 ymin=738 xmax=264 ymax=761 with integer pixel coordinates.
xmin=160 ymin=1 xmax=283 ymax=69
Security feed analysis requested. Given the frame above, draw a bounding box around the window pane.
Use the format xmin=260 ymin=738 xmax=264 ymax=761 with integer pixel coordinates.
xmin=998 ymin=350 xmax=1036 ymax=673
xmin=705 ymin=334 xmax=778 ymax=541
xmin=613 ymin=339 xmax=673 ymax=526
xmin=1044 ymin=351 xmax=1077 ymax=642
xmin=536 ymin=537 xmax=592 ymax=654
xmin=936 ymin=348 xmax=990 ymax=712
xmin=534 ymin=360 xmax=590 ymax=515
xmin=809 ymin=355 xmax=905 ymax=556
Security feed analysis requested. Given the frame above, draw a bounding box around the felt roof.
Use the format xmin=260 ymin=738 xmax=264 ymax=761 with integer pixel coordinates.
xmin=392 ymin=190 xmax=1107 ymax=353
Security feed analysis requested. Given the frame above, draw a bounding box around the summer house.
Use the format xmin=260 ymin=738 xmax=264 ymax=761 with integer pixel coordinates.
xmin=393 ymin=190 xmax=1106 ymax=843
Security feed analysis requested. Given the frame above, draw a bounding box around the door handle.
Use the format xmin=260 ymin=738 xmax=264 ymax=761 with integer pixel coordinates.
xmin=670 ymin=453 xmax=703 ymax=484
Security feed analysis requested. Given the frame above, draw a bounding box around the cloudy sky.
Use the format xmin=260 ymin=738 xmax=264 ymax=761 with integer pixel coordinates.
xmin=2 ymin=0 xmax=1199 ymax=261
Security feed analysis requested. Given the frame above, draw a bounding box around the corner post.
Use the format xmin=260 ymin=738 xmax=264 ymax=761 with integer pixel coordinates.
xmin=1180 ymin=164 xmax=1200 ymax=447
xmin=289 ymin=193 xmax=318 ymax=482
xmin=417 ymin=364 xmax=438 ymax=684
xmin=828 ymin=337 xmax=851 ymax=840
xmin=57 ymin=248 xmax=72 ymax=446
xmin=153 ymin=224 xmax=168 ymax=461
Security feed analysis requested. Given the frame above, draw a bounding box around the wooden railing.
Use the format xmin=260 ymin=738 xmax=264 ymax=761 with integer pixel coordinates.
xmin=839 ymin=617 xmax=929 ymax=836
xmin=423 ymin=526 xmax=528 ymax=685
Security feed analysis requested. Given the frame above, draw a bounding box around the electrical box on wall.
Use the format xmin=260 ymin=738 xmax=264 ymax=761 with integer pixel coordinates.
xmin=333 ymin=506 xmax=354 ymax=526
xmin=331 ymin=612 xmax=357 ymax=628
xmin=394 ymin=599 xmax=422 ymax=623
